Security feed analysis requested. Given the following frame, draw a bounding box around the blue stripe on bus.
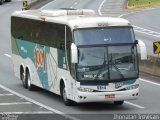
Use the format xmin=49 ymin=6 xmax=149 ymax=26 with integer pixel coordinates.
xmin=80 ymin=79 xmax=136 ymax=86
xmin=80 ymin=82 xmax=109 ymax=86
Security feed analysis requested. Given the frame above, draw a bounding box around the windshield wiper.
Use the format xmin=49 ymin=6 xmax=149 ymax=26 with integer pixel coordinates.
xmin=94 ymin=53 xmax=107 ymax=80
xmin=110 ymin=53 xmax=125 ymax=79
xmin=112 ymin=62 xmax=125 ymax=79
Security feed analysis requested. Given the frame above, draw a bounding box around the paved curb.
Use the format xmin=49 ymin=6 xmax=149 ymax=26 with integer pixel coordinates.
xmin=139 ymin=56 xmax=160 ymax=77
xmin=127 ymin=2 xmax=160 ymax=9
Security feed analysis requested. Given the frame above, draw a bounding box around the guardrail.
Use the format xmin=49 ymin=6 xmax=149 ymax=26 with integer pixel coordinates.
xmin=139 ymin=55 xmax=160 ymax=77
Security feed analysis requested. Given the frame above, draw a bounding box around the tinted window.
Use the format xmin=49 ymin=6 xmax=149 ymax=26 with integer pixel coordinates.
xmin=11 ymin=16 xmax=65 ymax=48
xmin=74 ymin=27 xmax=135 ymax=45
xmin=11 ymin=17 xmax=32 ymax=41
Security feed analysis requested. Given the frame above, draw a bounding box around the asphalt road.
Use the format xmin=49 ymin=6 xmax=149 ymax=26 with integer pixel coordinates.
xmin=122 ymin=7 xmax=160 ymax=56
xmin=0 ymin=0 xmax=160 ymax=120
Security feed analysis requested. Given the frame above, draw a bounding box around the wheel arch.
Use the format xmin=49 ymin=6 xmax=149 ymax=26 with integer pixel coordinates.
xmin=25 ymin=65 xmax=33 ymax=82
xmin=20 ymin=64 xmax=25 ymax=80
xmin=59 ymin=77 xmax=68 ymax=96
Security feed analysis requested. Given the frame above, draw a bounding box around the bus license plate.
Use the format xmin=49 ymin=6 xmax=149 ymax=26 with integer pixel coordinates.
xmin=105 ymin=94 xmax=115 ymax=99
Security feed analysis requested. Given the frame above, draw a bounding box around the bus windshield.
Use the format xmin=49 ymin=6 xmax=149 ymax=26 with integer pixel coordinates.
xmin=76 ymin=46 xmax=138 ymax=81
xmin=74 ymin=27 xmax=134 ymax=45
xmin=74 ymin=27 xmax=138 ymax=81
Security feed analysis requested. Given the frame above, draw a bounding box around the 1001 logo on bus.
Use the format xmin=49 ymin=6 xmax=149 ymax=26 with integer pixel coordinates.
xmin=34 ymin=48 xmax=46 ymax=71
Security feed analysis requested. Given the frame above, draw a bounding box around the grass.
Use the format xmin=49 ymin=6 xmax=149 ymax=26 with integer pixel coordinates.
xmin=128 ymin=0 xmax=160 ymax=7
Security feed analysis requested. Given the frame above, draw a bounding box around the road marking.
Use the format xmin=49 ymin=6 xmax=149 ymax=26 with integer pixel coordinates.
xmin=0 ymin=94 xmax=14 ymax=96
xmin=140 ymin=78 xmax=160 ymax=87
xmin=124 ymin=101 xmax=145 ymax=109
xmin=119 ymin=9 xmax=160 ymax=38
xmin=119 ymin=13 xmax=160 ymax=38
xmin=118 ymin=14 xmax=128 ymax=18
xmin=133 ymin=25 xmax=160 ymax=38
xmin=40 ymin=0 xmax=57 ymax=10
xmin=0 ymin=102 xmax=31 ymax=106
xmin=4 ymin=54 xmax=11 ymax=58
xmin=98 ymin=0 xmax=106 ymax=16
xmin=0 ymin=111 xmax=53 ymax=114
xmin=0 ymin=84 xmax=79 ymax=120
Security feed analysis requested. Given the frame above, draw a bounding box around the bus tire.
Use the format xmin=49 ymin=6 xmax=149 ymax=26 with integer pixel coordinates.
xmin=114 ymin=101 xmax=124 ymax=105
xmin=26 ymin=69 xmax=35 ymax=91
xmin=0 ymin=0 xmax=3 ymax=5
xmin=6 ymin=0 xmax=11 ymax=2
xmin=60 ymin=83 xmax=73 ymax=106
xmin=21 ymin=68 xmax=27 ymax=89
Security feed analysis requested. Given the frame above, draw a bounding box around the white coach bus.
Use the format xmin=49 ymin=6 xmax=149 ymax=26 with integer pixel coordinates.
xmin=11 ymin=9 xmax=147 ymax=105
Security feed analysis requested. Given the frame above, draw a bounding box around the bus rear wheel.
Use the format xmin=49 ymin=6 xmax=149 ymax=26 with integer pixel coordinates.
xmin=114 ymin=101 xmax=124 ymax=105
xmin=21 ymin=69 xmax=27 ymax=89
xmin=0 ymin=0 xmax=3 ymax=5
xmin=26 ymin=70 xmax=35 ymax=91
xmin=61 ymin=83 xmax=73 ymax=106
xmin=6 ymin=0 xmax=11 ymax=2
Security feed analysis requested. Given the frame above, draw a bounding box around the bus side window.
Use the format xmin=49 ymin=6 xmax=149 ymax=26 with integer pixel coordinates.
xmin=48 ymin=23 xmax=57 ymax=48
xmin=60 ymin=41 xmax=65 ymax=50
xmin=57 ymin=29 xmax=65 ymax=50
xmin=31 ymin=20 xmax=40 ymax=44
xmin=12 ymin=17 xmax=32 ymax=41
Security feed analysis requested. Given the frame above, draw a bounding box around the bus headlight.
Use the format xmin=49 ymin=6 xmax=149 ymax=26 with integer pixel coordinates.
xmin=126 ymin=84 xmax=139 ymax=90
xmin=77 ymin=87 xmax=94 ymax=92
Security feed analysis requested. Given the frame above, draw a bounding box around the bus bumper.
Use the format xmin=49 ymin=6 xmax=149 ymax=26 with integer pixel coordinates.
xmin=75 ymin=88 xmax=139 ymax=103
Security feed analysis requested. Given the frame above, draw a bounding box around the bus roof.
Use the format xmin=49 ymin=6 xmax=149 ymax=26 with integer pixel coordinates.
xmin=12 ymin=9 xmax=131 ymax=30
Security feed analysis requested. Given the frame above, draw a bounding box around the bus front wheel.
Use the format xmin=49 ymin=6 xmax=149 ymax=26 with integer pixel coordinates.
xmin=114 ymin=101 xmax=124 ymax=105
xmin=0 ymin=0 xmax=3 ymax=5
xmin=61 ymin=83 xmax=73 ymax=106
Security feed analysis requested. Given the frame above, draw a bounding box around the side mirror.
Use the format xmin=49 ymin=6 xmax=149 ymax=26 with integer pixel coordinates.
xmin=71 ymin=43 xmax=78 ymax=63
xmin=137 ymin=40 xmax=147 ymax=60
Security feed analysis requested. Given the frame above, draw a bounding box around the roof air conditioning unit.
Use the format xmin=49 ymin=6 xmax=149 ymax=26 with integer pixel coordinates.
xmin=41 ymin=9 xmax=95 ymax=17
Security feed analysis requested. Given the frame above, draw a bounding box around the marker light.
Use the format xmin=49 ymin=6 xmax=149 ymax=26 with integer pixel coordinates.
xmin=126 ymin=84 xmax=139 ymax=90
